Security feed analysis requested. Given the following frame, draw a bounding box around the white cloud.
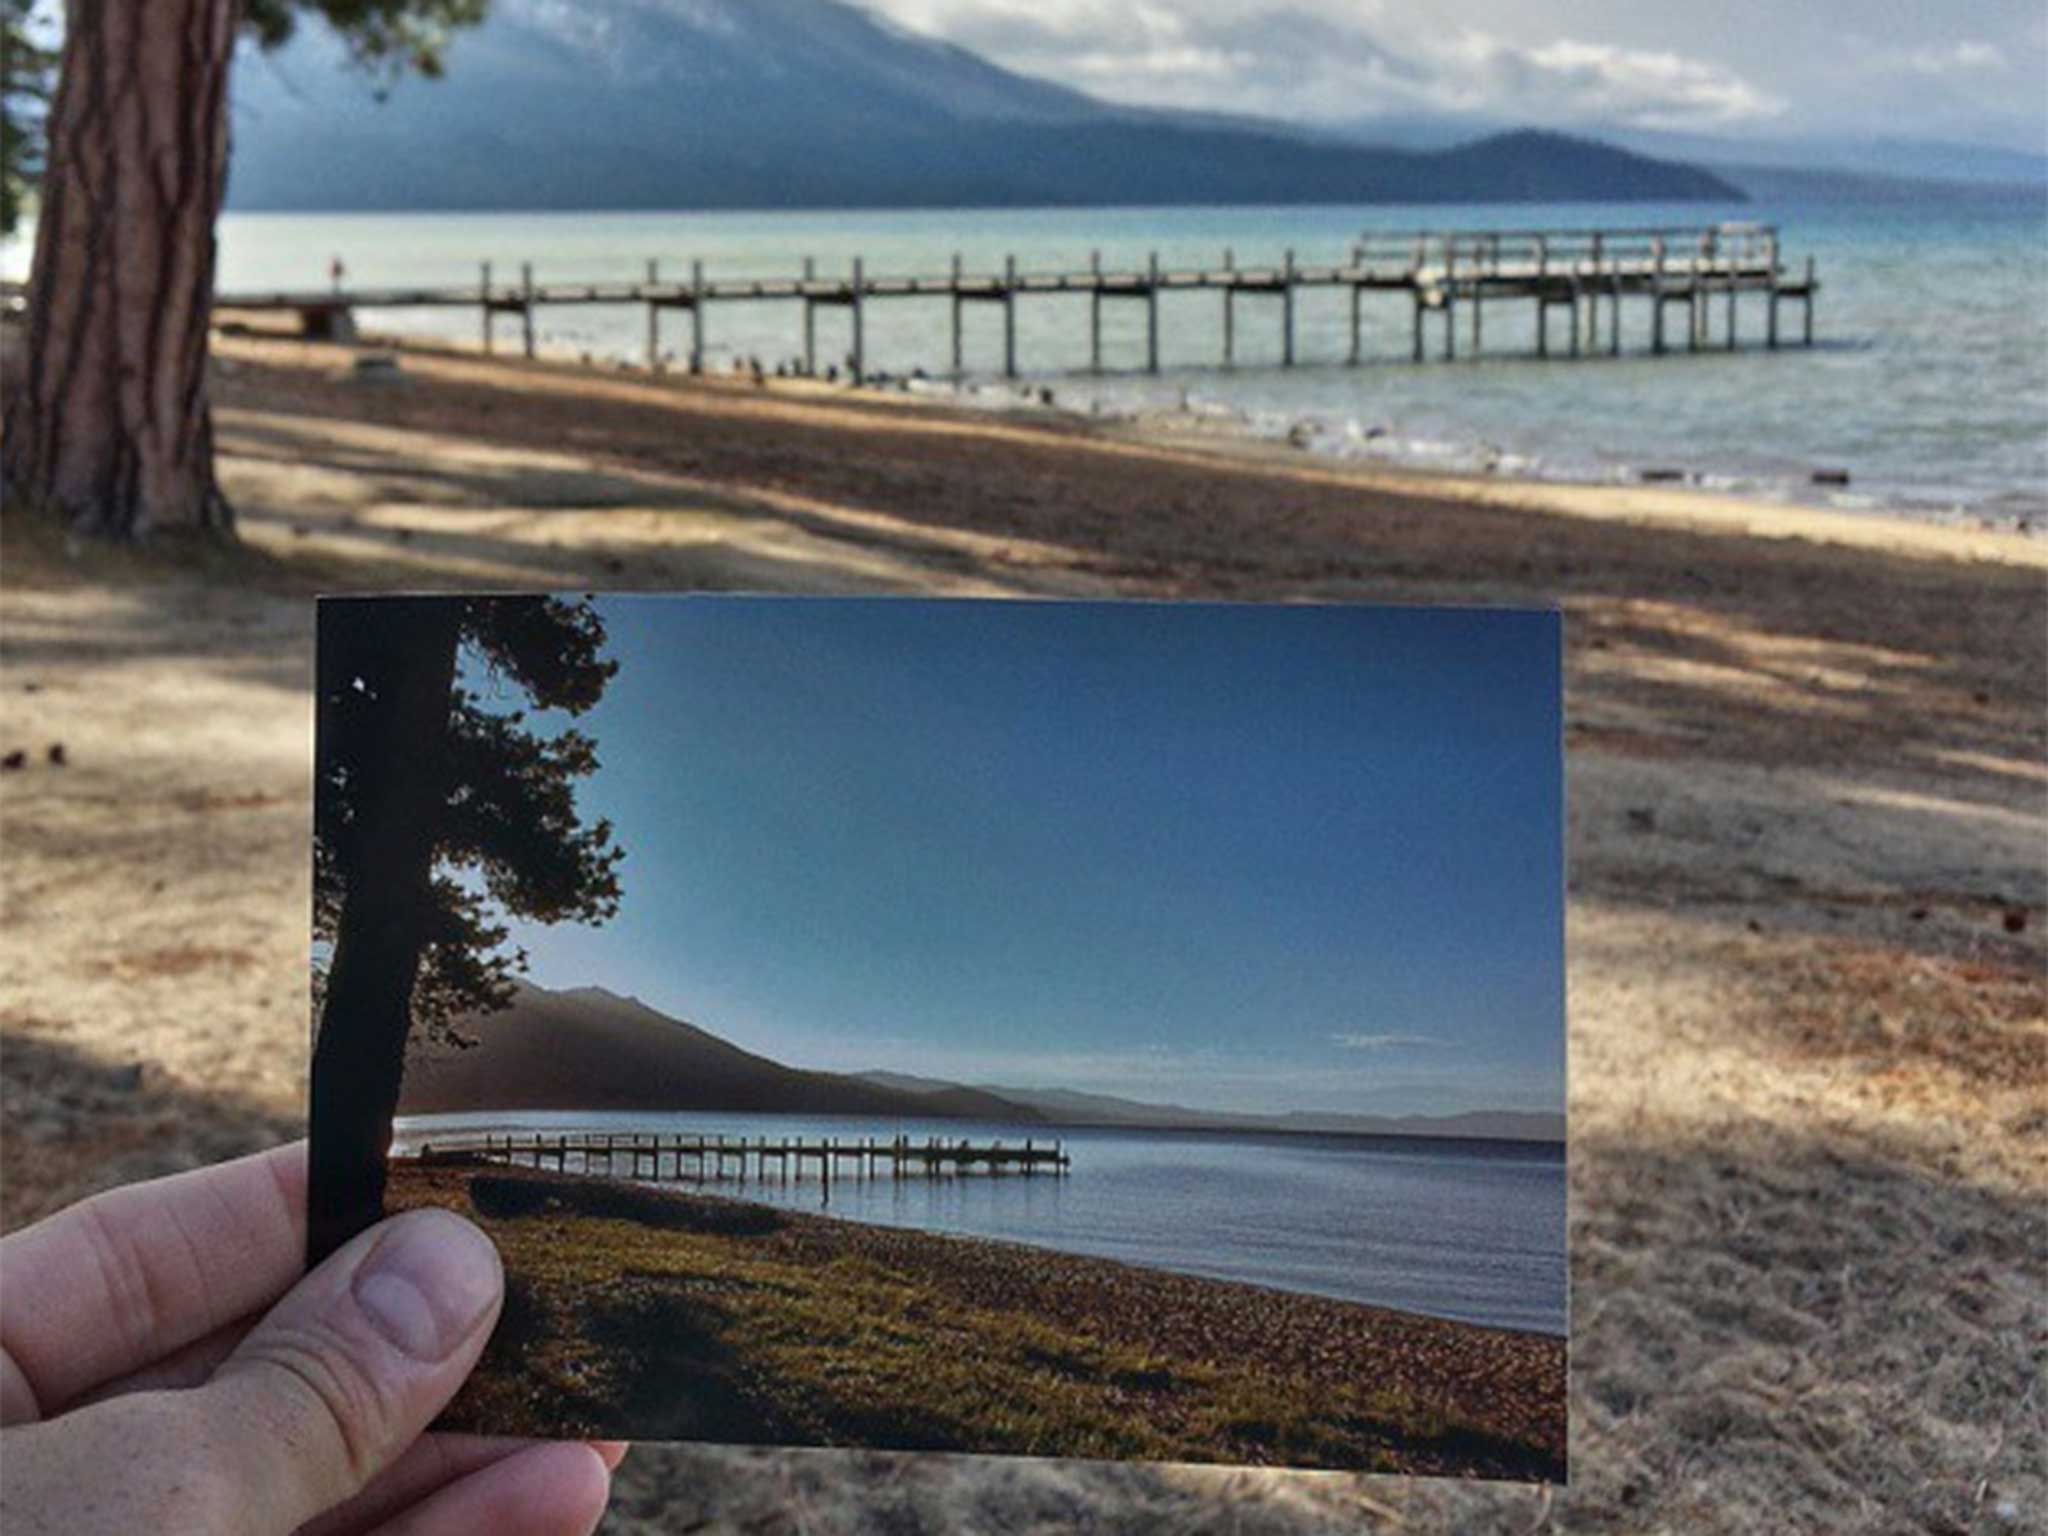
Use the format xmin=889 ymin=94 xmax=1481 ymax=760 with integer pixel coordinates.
xmin=864 ymin=1 xmax=1783 ymax=130
xmin=1884 ymin=40 xmax=2006 ymax=76
xmin=1329 ymin=1031 xmax=1440 ymax=1050
xmin=1416 ymin=31 xmax=1784 ymax=129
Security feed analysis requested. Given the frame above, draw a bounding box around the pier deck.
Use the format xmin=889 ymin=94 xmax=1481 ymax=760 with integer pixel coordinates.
xmin=1 ymin=222 xmax=1817 ymax=381
xmin=415 ymin=1129 xmax=1071 ymax=1186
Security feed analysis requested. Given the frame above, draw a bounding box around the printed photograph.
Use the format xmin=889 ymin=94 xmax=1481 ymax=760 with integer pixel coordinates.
xmin=308 ymin=593 xmax=1567 ymax=1479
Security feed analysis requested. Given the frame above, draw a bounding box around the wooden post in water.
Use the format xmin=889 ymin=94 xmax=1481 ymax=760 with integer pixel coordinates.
xmin=851 ymin=257 xmax=866 ymax=383
xmin=1534 ymin=235 xmax=1550 ymax=359
xmin=519 ymin=263 xmax=536 ymax=359
xmin=1348 ymin=274 xmax=1363 ymax=365
xmin=950 ymin=253 xmax=964 ymax=376
xmin=1610 ymin=266 xmax=1623 ymax=355
xmin=1411 ymin=289 xmax=1424 ymax=363
xmin=1442 ymin=238 xmax=1456 ymax=362
xmin=804 ymin=256 xmax=818 ymax=376
xmin=644 ymin=259 xmax=660 ymax=370
xmin=1088 ymin=250 xmax=1103 ymax=374
xmin=1281 ymin=247 xmax=1296 ymax=367
xmin=1145 ymin=250 xmax=1160 ymax=374
xmin=1003 ymin=254 xmax=1018 ymax=379
xmin=1690 ymin=234 xmax=1708 ymax=352
xmin=1726 ymin=276 xmax=1738 ymax=350
xmin=480 ymin=261 xmax=493 ymax=354
xmin=1222 ymin=248 xmax=1236 ymax=369
xmin=1651 ymin=238 xmax=1668 ymax=355
xmin=1803 ymin=256 xmax=1816 ymax=346
xmin=689 ymin=258 xmax=705 ymax=374
xmin=1469 ymin=261 xmax=1482 ymax=357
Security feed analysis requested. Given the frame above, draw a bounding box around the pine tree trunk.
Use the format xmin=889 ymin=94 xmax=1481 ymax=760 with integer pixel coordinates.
xmin=1 ymin=0 xmax=235 ymax=539
xmin=308 ymin=602 xmax=464 ymax=1264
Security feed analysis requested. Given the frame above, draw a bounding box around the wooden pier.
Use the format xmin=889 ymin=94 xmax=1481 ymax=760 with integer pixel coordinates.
xmin=4 ymin=222 xmax=1816 ymax=382
xmin=418 ymin=1129 xmax=1071 ymax=1189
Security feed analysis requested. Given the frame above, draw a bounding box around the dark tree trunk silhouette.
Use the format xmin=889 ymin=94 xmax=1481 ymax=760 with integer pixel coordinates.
xmin=2 ymin=0 xmax=234 ymax=538
xmin=307 ymin=601 xmax=462 ymax=1263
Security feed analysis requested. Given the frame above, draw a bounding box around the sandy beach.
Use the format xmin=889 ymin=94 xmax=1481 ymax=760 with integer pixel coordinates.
xmin=2 ymin=329 xmax=2043 ymax=1533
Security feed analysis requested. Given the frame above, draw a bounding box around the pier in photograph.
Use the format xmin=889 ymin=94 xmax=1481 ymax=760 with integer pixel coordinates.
xmin=419 ymin=1129 xmax=1071 ymax=1185
xmin=3 ymin=221 xmax=1814 ymax=383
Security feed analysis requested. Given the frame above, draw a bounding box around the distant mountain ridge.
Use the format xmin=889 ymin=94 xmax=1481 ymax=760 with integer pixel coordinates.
xmin=854 ymin=1072 xmax=1563 ymax=1143
xmin=395 ymin=981 xmax=1560 ymax=1143
xmin=228 ymin=0 xmax=1740 ymax=210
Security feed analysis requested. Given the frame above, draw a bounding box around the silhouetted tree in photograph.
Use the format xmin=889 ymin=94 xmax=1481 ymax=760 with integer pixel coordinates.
xmin=310 ymin=594 xmax=622 ymax=1261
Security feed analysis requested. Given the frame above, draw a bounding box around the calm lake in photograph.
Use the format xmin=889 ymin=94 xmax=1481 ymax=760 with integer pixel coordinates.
xmin=396 ymin=1109 xmax=1568 ymax=1335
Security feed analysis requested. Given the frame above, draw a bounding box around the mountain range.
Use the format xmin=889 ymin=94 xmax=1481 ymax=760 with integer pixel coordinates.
xmin=394 ymin=981 xmax=1563 ymax=1144
xmin=227 ymin=0 xmax=1740 ymax=210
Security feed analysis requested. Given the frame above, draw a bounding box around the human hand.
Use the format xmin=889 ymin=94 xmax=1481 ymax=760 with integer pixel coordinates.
xmin=0 ymin=1144 xmax=624 ymax=1535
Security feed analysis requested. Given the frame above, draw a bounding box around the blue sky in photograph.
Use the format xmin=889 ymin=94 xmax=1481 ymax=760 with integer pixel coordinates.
xmin=482 ymin=597 xmax=1564 ymax=1117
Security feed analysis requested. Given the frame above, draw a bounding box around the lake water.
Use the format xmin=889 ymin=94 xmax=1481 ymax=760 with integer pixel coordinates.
xmin=10 ymin=186 xmax=2039 ymax=524
xmin=393 ymin=1109 xmax=1567 ymax=1336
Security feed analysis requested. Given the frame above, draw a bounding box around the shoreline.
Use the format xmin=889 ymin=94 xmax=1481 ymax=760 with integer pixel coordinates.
xmin=940 ymin=370 xmax=2047 ymax=535
xmin=386 ymin=1159 xmax=1568 ymax=1479
xmin=317 ymin=315 xmax=2048 ymax=539
xmin=282 ymin=318 xmax=2048 ymax=567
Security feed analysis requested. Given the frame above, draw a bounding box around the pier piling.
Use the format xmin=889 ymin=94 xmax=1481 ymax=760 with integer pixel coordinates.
xmin=520 ymin=262 xmax=535 ymax=358
xmin=1004 ymin=254 xmax=1018 ymax=379
xmin=951 ymin=253 xmax=964 ymax=377
xmin=1223 ymin=248 xmax=1237 ymax=369
xmin=690 ymin=258 xmax=705 ymax=374
xmin=1146 ymin=250 xmax=1160 ymax=374
xmin=644 ymin=258 xmax=659 ymax=370
xmin=1089 ymin=250 xmax=1104 ymax=373
xmin=804 ymin=256 xmax=818 ymax=375
xmin=851 ymin=256 xmax=865 ymax=383
xmin=1282 ymin=248 xmax=1297 ymax=367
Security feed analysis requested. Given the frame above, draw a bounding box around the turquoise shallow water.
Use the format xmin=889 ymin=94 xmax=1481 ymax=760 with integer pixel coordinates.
xmin=9 ymin=186 xmax=2043 ymax=520
xmin=394 ymin=1109 xmax=1569 ymax=1335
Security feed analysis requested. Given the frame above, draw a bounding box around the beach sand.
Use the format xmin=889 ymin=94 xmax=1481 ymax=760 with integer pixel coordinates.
xmin=2 ymin=331 xmax=2043 ymax=1533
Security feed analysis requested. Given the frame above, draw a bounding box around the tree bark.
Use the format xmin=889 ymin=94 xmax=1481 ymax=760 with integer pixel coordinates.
xmin=1 ymin=0 xmax=234 ymax=538
xmin=308 ymin=601 xmax=464 ymax=1264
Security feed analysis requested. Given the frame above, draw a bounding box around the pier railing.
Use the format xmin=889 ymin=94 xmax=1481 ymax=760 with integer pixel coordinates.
xmin=412 ymin=1129 xmax=1071 ymax=1187
xmin=0 ymin=222 xmax=1816 ymax=379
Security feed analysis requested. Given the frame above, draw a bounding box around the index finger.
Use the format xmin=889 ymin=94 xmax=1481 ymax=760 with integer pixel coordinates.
xmin=0 ymin=1142 xmax=307 ymax=1423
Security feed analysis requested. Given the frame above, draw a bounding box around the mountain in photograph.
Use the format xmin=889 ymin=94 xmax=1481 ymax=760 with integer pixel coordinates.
xmin=227 ymin=0 xmax=1740 ymax=210
xmin=396 ymin=981 xmax=1042 ymax=1121
xmin=396 ymin=981 xmax=1561 ymax=1141
xmin=855 ymin=1073 xmax=1564 ymax=1143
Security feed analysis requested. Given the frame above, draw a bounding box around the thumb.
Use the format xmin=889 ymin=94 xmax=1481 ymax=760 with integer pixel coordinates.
xmin=194 ymin=1208 xmax=503 ymax=1534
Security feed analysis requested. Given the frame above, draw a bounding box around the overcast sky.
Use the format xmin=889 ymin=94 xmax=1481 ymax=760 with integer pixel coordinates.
xmin=491 ymin=598 xmax=1565 ymax=1120
xmin=874 ymin=0 xmax=2048 ymax=149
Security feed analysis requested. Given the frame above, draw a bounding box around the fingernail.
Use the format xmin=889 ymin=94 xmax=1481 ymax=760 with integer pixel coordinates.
xmin=352 ymin=1210 xmax=502 ymax=1361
